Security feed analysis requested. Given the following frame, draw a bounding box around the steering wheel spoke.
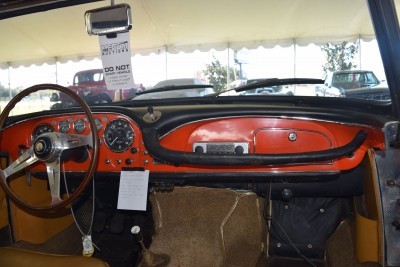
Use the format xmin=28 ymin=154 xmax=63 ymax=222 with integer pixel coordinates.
xmin=61 ymin=133 xmax=93 ymax=150
xmin=2 ymin=147 xmax=38 ymax=180
xmin=45 ymin=161 xmax=63 ymax=205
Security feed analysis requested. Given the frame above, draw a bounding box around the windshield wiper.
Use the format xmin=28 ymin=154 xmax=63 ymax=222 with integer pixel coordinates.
xmin=135 ymin=84 xmax=213 ymax=96
xmin=212 ymin=78 xmax=324 ymax=96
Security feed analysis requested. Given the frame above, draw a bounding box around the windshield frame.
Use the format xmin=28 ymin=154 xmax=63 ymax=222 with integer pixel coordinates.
xmin=0 ymin=0 xmax=399 ymax=117
xmin=368 ymin=0 xmax=400 ymax=118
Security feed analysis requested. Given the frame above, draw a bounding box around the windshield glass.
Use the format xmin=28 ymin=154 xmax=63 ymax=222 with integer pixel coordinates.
xmin=0 ymin=0 xmax=396 ymax=114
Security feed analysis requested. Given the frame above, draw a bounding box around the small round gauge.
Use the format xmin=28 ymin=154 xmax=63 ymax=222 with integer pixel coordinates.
xmin=32 ymin=124 xmax=55 ymax=141
xmin=95 ymin=118 xmax=102 ymax=131
xmin=58 ymin=120 xmax=70 ymax=133
xmin=73 ymin=119 xmax=86 ymax=133
xmin=104 ymin=119 xmax=134 ymax=152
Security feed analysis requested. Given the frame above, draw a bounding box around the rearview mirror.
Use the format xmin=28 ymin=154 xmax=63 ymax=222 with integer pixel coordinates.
xmin=85 ymin=4 xmax=132 ymax=36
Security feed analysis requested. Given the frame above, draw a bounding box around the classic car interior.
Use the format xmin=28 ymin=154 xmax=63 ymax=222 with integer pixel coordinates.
xmin=1 ymin=0 xmax=400 ymax=267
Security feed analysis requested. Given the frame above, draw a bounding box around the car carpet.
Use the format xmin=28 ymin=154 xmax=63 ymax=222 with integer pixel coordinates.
xmin=147 ymin=186 xmax=265 ymax=267
xmin=325 ymin=220 xmax=380 ymax=267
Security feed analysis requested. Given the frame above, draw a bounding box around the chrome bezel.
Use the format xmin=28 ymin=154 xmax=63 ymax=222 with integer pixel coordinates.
xmin=58 ymin=120 xmax=70 ymax=133
xmin=103 ymin=118 xmax=135 ymax=153
xmin=73 ymin=119 xmax=86 ymax=133
xmin=31 ymin=123 xmax=55 ymax=143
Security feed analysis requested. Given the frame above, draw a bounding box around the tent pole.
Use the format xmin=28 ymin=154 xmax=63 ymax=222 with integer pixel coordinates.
xmin=358 ymin=36 xmax=362 ymax=70
xmin=7 ymin=62 xmax=11 ymax=99
xmin=293 ymin=39 xmax=297 ymax=95
xmin=227 ymin=43 xmax=230 ymax=87
xmin=55 ymin=57 xmax=59 ymax=84
xmin=293 ymin=39 xmax=297 ymax=78
xmin=164 ymin=45 xmax=168 ymax=80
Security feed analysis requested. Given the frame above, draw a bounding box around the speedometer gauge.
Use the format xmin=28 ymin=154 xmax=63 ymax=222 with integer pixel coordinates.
xmin=104 ymin=119 xmax=134 ymax=152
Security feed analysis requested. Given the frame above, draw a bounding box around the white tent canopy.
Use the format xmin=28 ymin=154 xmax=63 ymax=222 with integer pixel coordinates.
xmin=0 ymin=0 xmax=378 ymax=68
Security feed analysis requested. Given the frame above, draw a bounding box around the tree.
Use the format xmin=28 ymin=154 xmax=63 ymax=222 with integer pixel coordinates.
xmin=321 ymin=41 xmax=358 ymax=73
xmin=0 ymin=83 xmax=8 ymax=98
xmin=0 ymin=83 xmax=21 ymax=99
xmin=203 ymin=57 xmax=239 ymax=92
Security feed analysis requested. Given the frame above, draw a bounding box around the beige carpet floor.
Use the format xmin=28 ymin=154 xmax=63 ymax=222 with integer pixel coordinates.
xmin=149 ymin=186 xmax=265 ymax=267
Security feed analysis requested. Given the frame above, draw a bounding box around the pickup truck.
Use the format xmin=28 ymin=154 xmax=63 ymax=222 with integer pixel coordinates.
xmin=50 ymin=69 xmax=144 ymax=108
xmin=314 ymin=70 xmax=380 ymax=97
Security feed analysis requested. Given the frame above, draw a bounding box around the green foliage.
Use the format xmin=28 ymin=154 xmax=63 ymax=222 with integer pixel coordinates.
xmin=203 ymin=57 xmax=238 ymax=92
xmin=321 ymin=41 xmax=358 ymax=73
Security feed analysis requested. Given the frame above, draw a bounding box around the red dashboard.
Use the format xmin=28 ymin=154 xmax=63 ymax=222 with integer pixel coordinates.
xmin=0 ymin=112 xmax=385 ymax=173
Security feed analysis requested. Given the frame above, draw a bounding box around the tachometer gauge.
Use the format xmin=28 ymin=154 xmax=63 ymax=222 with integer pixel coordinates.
xmin=104 ymin=119 xmax=134 ymax=152
xmin=32 ymin=124 xmax=55 ymax=141
xmin=73 ymin=119 xmax=86 ymax=133
xmin=58 ymin=120 xmax=70 ymax=133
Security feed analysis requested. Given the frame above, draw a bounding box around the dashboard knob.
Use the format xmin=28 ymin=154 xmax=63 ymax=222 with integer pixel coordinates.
xmin=281 ymin=189 xmax=293 ymax=201
xmin=234 ymin=145 xmax=244 ymax=154
xmin=288 ymin=132 xmax=297 ymax=141
xmin=194 ymin=146 xmax=204 ymax=153
xmin=131 ymin=225 xmax=141 ymax=235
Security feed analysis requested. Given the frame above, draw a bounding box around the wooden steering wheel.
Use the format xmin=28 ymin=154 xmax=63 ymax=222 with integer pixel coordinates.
xmin=0 ymin=84 xmax=99 ymax=212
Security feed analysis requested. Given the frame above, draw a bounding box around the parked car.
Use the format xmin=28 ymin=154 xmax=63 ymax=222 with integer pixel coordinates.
xmin=50 ymin=69 xmax=144 ymax=108
xmin=315 ymin=70 xmax=380 ymax=97
xmin=133 ymin=78 xmax=214 ymax=99
xmin=234 ymin=79 xmax=294 ymax=95
xmin=345 ymin=83 xmax=391 ymax=101
xmin=1 ymin=1 xmax=400 ymax=267
xmin=152 ymin=78 xmax=206 ymax=88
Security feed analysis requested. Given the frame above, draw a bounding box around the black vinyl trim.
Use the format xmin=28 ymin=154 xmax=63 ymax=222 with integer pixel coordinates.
xmin=368 ymin=0 xmax=400 ymax=119
xmin=0 ymin=0 xmax=103 ymax=20
xmin=142 ymin=129 xmax=367 ymax=166
xmin=148 ymin=171 xmax=340 ymax=183
xmin=5 ymin=98 xmax=391 ymax=131
xmin=33 ymin=170 xmax=340 ymax=181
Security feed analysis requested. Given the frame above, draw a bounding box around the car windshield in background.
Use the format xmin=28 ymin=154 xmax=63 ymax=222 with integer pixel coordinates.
xmin=0 ymin=0 xmax=394 ymax=115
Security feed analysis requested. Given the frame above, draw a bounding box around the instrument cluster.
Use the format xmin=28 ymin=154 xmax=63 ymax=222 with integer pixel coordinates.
xmin=31 ymin=115 xmax=135 ymax=153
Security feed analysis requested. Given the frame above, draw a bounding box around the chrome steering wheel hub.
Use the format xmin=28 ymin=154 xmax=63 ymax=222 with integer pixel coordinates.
xmin=34 ymin=136 xmax=54 ymax=161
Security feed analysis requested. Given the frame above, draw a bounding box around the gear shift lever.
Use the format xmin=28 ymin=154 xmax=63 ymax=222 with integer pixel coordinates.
xmin=131 ymin=226 xmax=170 ymax=267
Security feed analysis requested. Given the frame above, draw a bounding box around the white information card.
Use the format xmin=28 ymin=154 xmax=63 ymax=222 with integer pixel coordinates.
xmin=117 ymin=170 xmax=149 ymax=211
xmin=99 ymin=32 xmax=135 ymax=90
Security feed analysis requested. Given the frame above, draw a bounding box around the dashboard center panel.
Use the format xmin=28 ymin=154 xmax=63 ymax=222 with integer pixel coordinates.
xmin=2 ymin=111 xmax=383 ymax=173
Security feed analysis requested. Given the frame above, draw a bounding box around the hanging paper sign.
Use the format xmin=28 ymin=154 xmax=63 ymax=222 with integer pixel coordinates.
xmin=99 ymin=32 xmax=135 ymax=90
xmin=117 ymin=170 xmax=149 ymax=211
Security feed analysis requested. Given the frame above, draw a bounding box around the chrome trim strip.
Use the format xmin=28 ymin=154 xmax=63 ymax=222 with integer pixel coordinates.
xmin=102 ymin=118 xmax=135 ymax=153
